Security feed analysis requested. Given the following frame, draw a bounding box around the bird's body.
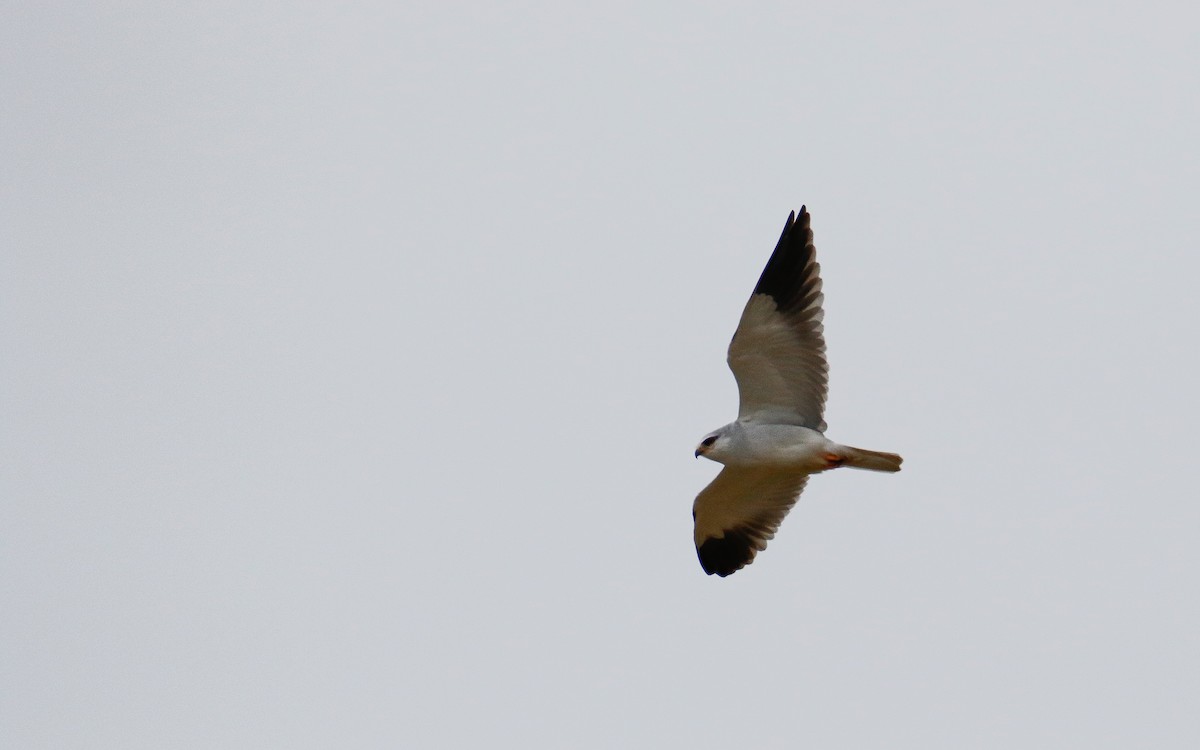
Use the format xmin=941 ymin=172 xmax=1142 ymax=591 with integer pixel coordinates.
xmin=698 ymin=421 xmax=835 ymax=472
xmin=692 ymin=207 xmax=902 ymax=577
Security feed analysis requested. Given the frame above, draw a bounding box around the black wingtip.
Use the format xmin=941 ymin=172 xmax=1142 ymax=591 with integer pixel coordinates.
xmin=697 ymin=532 xmax=757 ymax=577
xmin=750 ymin=208 xmax=818 ymax=313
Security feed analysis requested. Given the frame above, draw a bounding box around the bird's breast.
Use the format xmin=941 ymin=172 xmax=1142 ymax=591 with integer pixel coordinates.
xmin=738 ymin=425 xmax=833 ymax=472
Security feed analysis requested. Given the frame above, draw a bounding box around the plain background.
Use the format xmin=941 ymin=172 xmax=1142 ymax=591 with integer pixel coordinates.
xmin=3 ymin=1 xmax=1198 ymax=747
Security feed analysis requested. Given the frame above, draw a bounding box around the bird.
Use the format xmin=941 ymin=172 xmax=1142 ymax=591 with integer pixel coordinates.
xmin=692 ymin=206 xmax=902 ymax=577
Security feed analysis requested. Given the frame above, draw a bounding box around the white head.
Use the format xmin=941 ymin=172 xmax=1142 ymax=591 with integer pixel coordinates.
xmin=694 ymin=425 xmax=732 ymax=462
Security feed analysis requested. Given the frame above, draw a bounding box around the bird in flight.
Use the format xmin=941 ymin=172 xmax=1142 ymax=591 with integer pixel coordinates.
xmin=693 ymin=207 xmax=902 ymax=577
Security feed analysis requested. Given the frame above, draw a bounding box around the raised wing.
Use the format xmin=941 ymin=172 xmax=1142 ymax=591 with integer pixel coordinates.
xmin=692 ymin=467 xmax=809 ymax=577
xmin=728 ymin=208 xmax=828 ymax=431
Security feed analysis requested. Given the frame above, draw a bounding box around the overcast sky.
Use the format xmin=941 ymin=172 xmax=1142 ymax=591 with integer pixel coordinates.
xmin=3 ymin=2 xmax=1199 ymax=748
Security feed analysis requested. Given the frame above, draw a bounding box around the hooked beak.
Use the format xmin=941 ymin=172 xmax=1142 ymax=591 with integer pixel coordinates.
xmin=694 ymin=446 xmax=704 ymax=459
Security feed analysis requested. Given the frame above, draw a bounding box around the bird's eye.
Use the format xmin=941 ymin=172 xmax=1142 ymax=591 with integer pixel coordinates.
xmin=701 ymin=435 xmax=718 ymax=447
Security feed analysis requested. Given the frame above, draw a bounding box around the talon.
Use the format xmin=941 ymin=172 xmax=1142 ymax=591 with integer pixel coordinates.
xmin=823 ymin=453 xmax=844 ymax=469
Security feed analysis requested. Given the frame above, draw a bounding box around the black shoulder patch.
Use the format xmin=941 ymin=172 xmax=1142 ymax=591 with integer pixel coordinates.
xmin=750 ymin=207 xmax=820 ymax=316
xmin=696 ymin=530 xmax=759 ymax=577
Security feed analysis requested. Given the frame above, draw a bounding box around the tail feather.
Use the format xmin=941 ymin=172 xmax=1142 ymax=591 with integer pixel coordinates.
xmin=841 ymin=446 xmax=903 ymax=473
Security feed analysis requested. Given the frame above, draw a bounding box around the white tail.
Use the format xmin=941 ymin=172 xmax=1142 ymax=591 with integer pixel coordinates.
xmin=841 ymin=446 xmax=903 ymax=473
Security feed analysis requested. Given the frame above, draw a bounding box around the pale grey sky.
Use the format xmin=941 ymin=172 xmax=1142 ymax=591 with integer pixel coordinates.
xmin=3 ymin=1 xmax=1198 ymax=748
